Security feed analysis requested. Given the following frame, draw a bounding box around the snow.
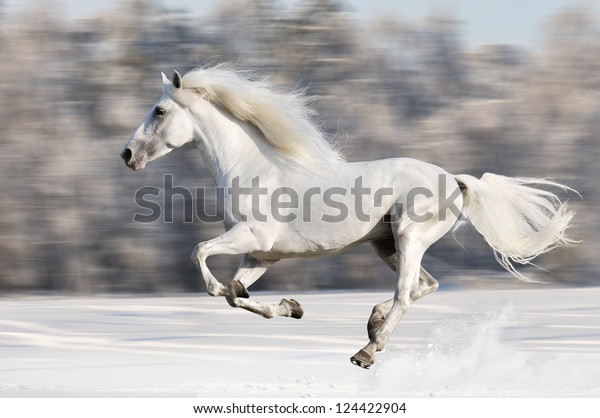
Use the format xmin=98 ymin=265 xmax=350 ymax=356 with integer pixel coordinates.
xmin=1 ymin=287 xmax=599 ymax=397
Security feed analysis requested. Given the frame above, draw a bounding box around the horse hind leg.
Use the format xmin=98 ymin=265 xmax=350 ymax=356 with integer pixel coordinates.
xmin=367 ymin=239 xmax=439 ymax=342
xmin=352 ymin=235 xmax=425 ymax=369
xmin=364 ymin=268 xmax=439 ymax=353
xmin=352 ymin=239 xmax=442 ymax=369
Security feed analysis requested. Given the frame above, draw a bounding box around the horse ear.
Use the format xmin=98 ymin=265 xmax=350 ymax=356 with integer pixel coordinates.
xmin=161 ymin=72 xmax=170 ymax=87
xmin=172 ymin=70 xmax=182 ymax=89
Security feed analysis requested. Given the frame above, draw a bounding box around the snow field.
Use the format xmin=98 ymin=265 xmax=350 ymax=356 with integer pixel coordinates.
xmin=1 ymin=287 xmax=599 ymax=397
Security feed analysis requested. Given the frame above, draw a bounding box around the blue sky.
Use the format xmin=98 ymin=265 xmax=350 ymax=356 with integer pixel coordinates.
xmin=4 ymin=0 xmax=593 ymax=46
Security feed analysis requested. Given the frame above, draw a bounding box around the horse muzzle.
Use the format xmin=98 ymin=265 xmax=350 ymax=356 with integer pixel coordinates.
xmin=120 ymin=148 xmax=145 ymax=171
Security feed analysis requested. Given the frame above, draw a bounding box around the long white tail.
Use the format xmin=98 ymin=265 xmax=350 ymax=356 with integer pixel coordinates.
xmin=454 ymin=173 xmax=577 ymax=281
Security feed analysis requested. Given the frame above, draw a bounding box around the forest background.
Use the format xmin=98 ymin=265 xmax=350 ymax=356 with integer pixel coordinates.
xmin=0 ymin=0 xmax=597 ymax=292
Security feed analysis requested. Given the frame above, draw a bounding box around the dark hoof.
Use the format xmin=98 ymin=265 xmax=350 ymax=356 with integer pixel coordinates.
xmin=227 ymin=279 xmax=249 ymax=298
xmin=226 ymin=280 xmax=249 ymax=307
xmin=280 ymin=298 xmax=304 ymax=319
xmin=350 ymin=349 xmax=374 ymax=369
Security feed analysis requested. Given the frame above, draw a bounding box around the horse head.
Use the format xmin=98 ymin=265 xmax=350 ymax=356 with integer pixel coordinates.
xmin=121 ymin=71 xmax=195 ymax=171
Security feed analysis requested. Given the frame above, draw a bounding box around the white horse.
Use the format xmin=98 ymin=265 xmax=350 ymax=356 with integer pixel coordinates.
xmin=121 ymin=65 xmax=575 ymax=368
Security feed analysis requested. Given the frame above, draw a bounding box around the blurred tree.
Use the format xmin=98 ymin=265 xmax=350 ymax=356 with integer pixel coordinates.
xmin=0 ymin=1 xmax=596 ymax=291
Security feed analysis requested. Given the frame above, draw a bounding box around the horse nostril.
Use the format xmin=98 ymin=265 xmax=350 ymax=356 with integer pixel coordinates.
xmin=121 ymin=148 xmax=132 ymax=163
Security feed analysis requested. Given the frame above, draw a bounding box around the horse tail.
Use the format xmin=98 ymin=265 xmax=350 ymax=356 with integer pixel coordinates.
xmin=454 ymin=173 xmax=577 ymax=281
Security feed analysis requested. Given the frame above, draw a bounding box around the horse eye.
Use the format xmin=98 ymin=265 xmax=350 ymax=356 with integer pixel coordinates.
xmin=154 ymin=106 xmax=166 ymax=117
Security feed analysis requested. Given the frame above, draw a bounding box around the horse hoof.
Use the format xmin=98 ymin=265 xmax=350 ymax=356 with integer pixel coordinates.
xmin=280 ymin=298 xmax=304 ymax=319
xmin=350 ymin=350 xmax=374 ymax=369
xmin=227 ymin=279 xmax=250 ymax=298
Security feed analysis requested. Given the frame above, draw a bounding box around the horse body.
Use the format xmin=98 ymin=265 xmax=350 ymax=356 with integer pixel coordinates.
xmin=225 ymin=158 xmax=458 ymax=259
xmin=121 ymin=66 xmax=575 ymax=368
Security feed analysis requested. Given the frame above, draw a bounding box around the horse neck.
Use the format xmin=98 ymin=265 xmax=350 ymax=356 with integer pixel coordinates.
xmin=190 ymin=104 xmax=273 ymax=184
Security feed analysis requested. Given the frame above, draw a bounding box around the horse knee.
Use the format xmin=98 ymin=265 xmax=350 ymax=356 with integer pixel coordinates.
xmin=190 ymin=243 xmax=206 ymax=264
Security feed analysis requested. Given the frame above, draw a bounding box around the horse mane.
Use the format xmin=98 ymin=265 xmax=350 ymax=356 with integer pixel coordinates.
xmin=179 ymin=64 xmax=345 ymax=164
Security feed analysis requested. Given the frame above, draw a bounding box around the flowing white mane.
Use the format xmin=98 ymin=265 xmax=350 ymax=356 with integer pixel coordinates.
xmin=179 ymin=64 xmax=344 ymax=164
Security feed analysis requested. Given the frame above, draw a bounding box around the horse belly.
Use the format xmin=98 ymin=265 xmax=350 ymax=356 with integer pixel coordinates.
xmin=255 ymin=215 xmax=392 ymax=260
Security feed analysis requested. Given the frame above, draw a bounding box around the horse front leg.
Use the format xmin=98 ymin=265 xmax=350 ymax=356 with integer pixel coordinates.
xmin=191 ymin=226 xmax=303 ymax=319
xmin=191 ymin=243 xmax=226 ymax=297
xmin=191 ymin=224 xmax=271 ymax=297
xmin=227 ymin=280 xmax=304 ymax=319
xmin=224 ymin=254 xmax=303 ymax=319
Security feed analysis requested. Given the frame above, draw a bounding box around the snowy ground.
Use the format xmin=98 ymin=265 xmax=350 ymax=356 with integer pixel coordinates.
xmin=1 ymin=287 xmax=599 ymax=397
